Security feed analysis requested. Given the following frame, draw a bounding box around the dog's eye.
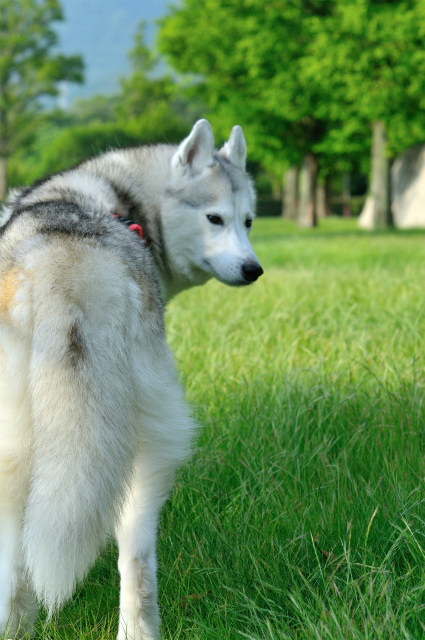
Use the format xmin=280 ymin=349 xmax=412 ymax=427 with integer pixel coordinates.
xmin=207 ymin=214 xmax=224 ymax=226
xmin=245 ymin=219 xmax=253 ymax=229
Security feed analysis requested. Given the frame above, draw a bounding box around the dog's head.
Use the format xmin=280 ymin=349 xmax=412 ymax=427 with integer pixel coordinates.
xmin=163 ymin=120 xmax=263 ymax=291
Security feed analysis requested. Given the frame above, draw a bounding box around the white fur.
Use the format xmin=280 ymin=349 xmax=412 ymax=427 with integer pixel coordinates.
xmin=171 ymin=119 xmax=215 ymax=174
xmin=220 ymin=125 xmax=247 ymax=170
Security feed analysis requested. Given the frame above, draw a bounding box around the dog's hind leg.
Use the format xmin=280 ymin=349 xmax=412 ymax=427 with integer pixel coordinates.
xmin=0 ymin=329 xmax=38 ymax=639
xmin=116 ymin=378 xmax=196 ymax=640
xmin=116 ymin=460 xmax=170 ymax=640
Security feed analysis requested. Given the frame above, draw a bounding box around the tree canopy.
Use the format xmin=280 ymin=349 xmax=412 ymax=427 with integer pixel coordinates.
xmin=115 ymin=22 xmax=196 ymax=143
xmin=302 ymin=0 xmax=425 ymax=161
xmin=0 ymin=0 xmax=84 ymax=198
xmin=159 ymin=0 xmax=332 ymax=177
xmin=159 ymin=0 xmax=425 ymax=181
xmin=7 ymin=22 xmax=195 ymax=189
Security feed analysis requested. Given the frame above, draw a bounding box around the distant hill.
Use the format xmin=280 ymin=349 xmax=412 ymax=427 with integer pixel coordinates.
xmin=57 ymin=0 xmax=170 ymax=105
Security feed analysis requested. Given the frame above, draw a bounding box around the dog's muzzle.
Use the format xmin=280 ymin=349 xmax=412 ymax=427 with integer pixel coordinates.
xmin=241 ymin=260 xmax=264 ymax=283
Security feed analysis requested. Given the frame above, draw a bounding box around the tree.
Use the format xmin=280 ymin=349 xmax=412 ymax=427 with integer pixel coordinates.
xmin=7 ymin=23 xmax=196 ymax=189
xmin=0 ymin=0 xmax=83 ymax=199
xmin=115 ymin=22 xmax=197 ymax=144
xmin=159 ymin=0 xmax=425 ymax=227
xmin=298 ymin=0 xmax=425 ymax=227
xmin=158 ymin=0 xmax=344 ymax=226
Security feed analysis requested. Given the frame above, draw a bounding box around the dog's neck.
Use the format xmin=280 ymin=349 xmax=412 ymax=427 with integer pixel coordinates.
xmin=82 ymin=146 xmax=192 ymax=304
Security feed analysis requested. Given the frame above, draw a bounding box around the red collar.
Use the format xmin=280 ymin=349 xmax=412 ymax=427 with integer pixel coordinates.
xmin=112 ymin=214 xmax=144 ymax=241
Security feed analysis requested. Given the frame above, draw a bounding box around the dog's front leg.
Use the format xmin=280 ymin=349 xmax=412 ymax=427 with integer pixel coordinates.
xmin=0 ymin=333 xmax=38 ymax=639
xmin=116 ymin=455 xmax=176 ymax=640
xmin=0 ymin=510 xmax=20 ymax=639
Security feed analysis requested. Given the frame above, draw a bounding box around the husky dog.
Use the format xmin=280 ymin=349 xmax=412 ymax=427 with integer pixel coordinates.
xmin=0 ymin=120 xmax=263 ymax=640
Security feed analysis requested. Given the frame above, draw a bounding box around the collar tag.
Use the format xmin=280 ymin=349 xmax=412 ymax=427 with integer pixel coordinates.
xmin=128 ymin=223 xmax=144 ymax=240
xmin=113 ymin=214 xmax=144 ymax=241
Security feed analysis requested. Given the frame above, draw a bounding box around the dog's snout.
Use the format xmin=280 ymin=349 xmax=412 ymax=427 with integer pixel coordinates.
xmin=241 ymin=261 xmax=264 ymax=283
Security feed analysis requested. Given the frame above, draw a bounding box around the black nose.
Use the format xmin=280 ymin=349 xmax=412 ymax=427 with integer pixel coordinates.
xmin=241 ymin=261 xmax=264 ymax=283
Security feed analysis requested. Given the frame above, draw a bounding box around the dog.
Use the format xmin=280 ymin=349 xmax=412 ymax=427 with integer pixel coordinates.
xmin=0 ymin=119 xmax=263 ymax=640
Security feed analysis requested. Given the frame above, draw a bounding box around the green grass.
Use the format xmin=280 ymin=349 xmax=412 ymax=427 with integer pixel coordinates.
xmin=28 ymin=218 xmax=425 ymax=638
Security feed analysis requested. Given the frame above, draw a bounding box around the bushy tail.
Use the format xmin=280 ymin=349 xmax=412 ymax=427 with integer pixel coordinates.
xmin=22 ymin=251 xmax=143 ymax=614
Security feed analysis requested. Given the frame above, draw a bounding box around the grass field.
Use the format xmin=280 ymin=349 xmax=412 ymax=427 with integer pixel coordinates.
xmin=30 ymin=217 xmax=425 ymax=639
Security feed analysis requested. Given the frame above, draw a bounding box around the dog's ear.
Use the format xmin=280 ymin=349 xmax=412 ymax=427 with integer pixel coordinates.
xmin=219 ymin=125 xmax=247 ymax=170
xmin=171 ymin=120 xmax=215 ymax=173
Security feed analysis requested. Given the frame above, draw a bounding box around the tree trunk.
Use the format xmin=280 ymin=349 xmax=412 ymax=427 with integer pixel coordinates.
xmin=282 ymin=167 xmax=298 ymax=219
xmin=271 ymin=176 xmax=281 ymax=201
xmin=0 ymin=156 xmax=6 ymax=201
xmin=298 ymin=153 xmax=317 ymax=227
xmin=316 ymin=177 xmax=331 ymax=218
xmin=371 ymin=121 xmax=390 ymax=227
xmin=316 ymin=183 xmax=326 ymax=219
xmin=342 ymin=173 xmax=351 ymax=217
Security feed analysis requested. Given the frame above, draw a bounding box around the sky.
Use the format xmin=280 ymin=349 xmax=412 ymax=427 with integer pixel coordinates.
xmin=56 ymin=0 xmax=169 ymax=105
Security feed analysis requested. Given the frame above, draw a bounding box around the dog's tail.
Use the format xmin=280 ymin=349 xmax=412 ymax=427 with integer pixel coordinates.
xmin=22 ymin=245 xmax=147 ymax=614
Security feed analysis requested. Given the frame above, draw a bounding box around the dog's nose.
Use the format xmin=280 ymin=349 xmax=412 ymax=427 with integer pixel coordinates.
xmin=241 ymin=261 xmax=264 ymax=282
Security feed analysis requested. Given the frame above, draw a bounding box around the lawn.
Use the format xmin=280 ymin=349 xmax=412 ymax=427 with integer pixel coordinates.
xmin=32 ymin=217 xmax=425 ymax=639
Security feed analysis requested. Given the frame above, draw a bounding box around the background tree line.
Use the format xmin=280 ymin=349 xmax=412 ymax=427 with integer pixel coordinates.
xmin=159 ymin=0 xmax=425 ymax=228
xmin=2 ymin=0 xmax=425 ymax=229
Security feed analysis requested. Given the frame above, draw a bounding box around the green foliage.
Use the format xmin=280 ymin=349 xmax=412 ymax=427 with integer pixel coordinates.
xmin=70 ymin=95 xmax=120 ymax=125
xmin=19 ymin=218 xmax=425 ymax=638
xmin=13 ymin=104 xmax=192 ymax=186
xmin=0 ymin=0 xmax=83 ymax=156
xmin=303 ymin=0 xmax=425 ymax=159
xmin=9 ymin=122 xmax=140 ymax=184
xmin=8 ymin=115 xmax=190 ymax=188
xmin=159 ymin=0 xmax=330 ymax=175
xmin=8 ymin=22 xmax=196 ymax=188
xmin=116 ymin=22 xmax=196 ymax=141
xmin=159 ymin=0 xmax=425 ymax=178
